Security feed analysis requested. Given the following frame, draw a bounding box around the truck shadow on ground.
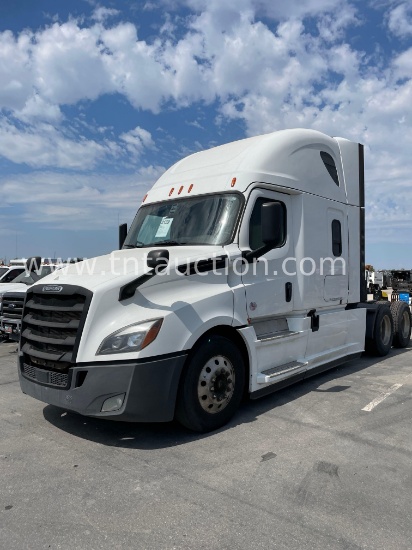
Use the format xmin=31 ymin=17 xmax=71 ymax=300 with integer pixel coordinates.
xmin=42 ymin=345 xmax=412 ymax=450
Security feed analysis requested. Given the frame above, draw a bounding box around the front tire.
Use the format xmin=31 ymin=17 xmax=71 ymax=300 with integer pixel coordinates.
xmin=175 ymin=335 xmax=245 ymax=432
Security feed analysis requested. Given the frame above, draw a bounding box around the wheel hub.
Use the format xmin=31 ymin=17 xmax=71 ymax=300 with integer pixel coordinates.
xmin=197 ymin=355 xmax=235 ymax=414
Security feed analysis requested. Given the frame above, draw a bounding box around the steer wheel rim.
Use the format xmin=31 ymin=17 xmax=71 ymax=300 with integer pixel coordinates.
xmin=401 ymin=310 xmax=411 ymax=339
xmin=197 ymin=355 xmax=236 ymax=414
xmin=381 ymin=315 xmax=391 ymax=346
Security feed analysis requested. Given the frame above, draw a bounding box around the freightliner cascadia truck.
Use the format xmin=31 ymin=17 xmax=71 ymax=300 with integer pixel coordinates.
xmin=18 ymin=129 xmax=411 ymax=432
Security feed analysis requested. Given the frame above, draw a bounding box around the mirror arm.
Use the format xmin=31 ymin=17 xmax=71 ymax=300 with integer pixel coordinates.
xmin=242 ymin=244 xmax=272 ymax=263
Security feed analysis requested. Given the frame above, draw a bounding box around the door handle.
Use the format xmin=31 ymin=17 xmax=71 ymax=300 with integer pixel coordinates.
xmin=285 ymin=282 xmax=292 ymax=303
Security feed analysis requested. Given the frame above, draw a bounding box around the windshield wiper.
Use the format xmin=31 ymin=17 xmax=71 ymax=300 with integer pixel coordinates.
xmin=123 ymin=241 xmax=145 ymax=249
xmin=146 ymin=240 xmax=187 ymax=247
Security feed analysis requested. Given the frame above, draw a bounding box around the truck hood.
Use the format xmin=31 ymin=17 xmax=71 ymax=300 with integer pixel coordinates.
xmin=35 ymin=246 xmax=234 ymax=293
xmin=0 ymin=282 xmax=30 ymax=296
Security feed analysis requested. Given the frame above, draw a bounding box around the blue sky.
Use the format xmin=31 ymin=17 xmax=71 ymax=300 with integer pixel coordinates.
xmin=0 ymin=0 xmax=411 ymax=267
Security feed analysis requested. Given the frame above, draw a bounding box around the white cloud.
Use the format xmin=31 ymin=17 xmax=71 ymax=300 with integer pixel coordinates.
xmin=0 ymin=1 xmax=411 ymax=246
xmin=0 ymin=118 xmax=114 ymax=169
xmin=182 ymin=0 xmax=345 ymax=20
xmin=316 ymin=3 xmax=360 ymax=42
xmin=120 ymin=126 xmax=156 ymax=158
xmin=92 ymin=7 xmax=120 ymax=22
xmin=393 ymin=47 xmax=412 ymax=78
xmin=387 ymin=2 xmax=412 ymax=38
xmin=0 ymin=167 xmax=165 ymax=230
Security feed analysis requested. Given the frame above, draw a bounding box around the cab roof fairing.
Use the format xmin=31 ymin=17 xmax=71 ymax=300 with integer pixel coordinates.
xmin=144 ymin=129 xmax=353 ymax=205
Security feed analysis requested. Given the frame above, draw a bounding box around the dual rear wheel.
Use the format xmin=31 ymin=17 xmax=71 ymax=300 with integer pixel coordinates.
xmin=366 ymin=301 xmax=411 ymax=356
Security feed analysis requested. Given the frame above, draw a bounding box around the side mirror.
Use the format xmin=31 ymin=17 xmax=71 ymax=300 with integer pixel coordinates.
xmin=147 ymin=249 xmax=169 ymax=270
xmin=25 ymin=256 xmax=42 ymax=272
xmin=261 ymin=202 xmax=285 ymax=248
xmin=119 ymin=223 xmax=128 ymax=249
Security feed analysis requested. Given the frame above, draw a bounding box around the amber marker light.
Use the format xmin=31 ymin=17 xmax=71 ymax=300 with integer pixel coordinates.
xmin=141 ymin=319 xmax=163 ymax=350
xmin=188 ymin=184 xmax=193 ymax=193
xmin=142 ymin=194 xmax=148 ymax=203
xmin=178 ymin=185 xmax=184 ymax=195
xmin=231 ymin=177 xmax=237 ymax=187
xmin=169 ymin=187 xmax=175 ymax=196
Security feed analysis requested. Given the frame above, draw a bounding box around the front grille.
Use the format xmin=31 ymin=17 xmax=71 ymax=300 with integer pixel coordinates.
xmin=2 ymin=293 xmax=25 ymax=320
xmin=23 ymin=363 xmax=69 ymax=388
xmin=20 ymin=285 xmax=92 ymax=374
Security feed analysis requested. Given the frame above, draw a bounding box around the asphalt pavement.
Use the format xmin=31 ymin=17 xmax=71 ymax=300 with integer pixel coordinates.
xmin=1 ymin=339 xmax=411 ymax=550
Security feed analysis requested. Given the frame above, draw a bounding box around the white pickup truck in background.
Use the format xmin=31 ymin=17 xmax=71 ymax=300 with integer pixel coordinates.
xmin=0 ymin=263 xmax=60 ymax=341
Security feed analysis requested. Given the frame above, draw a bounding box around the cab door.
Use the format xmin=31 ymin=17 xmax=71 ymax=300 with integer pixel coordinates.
xmin=239 ymin=188 xmax=295 ymax=320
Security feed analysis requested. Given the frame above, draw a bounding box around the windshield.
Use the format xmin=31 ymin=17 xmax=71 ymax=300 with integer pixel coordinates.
xmin=0 ymin=268 xmax=8 ymax=278
xmin=124 ymin=193 xmax=243 ymax=248
xmin=13 ymin=266 xmax=55 ymax=285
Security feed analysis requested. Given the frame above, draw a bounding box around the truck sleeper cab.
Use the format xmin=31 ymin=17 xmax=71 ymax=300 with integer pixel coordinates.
xmin=18 ymin=129 xmax=411 ymax=432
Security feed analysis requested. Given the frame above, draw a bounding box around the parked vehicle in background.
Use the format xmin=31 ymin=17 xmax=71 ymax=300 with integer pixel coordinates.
xmin=17 ymin=129 xmax=411 ymax=432
xmin=365 ymin=269 xmax=384 ymax=293
xmin=380 ymin=271 xmax=392 ymax=290
xmin=0 ymin=264 xmax=25 ymax=284
xmin=0 ymin=259 xmax=60 ymax=341
xmin=0 ymin=289 xmax=26 ymax=341
xmin=391 ymin=270 xmax=412 ymax=293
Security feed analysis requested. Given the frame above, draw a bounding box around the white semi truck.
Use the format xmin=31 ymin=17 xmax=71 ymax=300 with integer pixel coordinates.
xmin=18 ymin=129 xmax=411 ymax=432
xmin=365 ymin=269 xmax=384 ymax=293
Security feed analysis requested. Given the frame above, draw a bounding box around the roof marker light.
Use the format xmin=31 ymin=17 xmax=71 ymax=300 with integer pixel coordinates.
xmin=231 ymin=177 xmax=237 ymax=187
xmin=142 ymin=194 xmax=148 ymax=203
xmin=178 ymin=185 xmax=184 ymax=195
xmin=188 ymin=184 xmax=193 ymax=193
xmin=169 ymin=187 xmax=175 ymax=196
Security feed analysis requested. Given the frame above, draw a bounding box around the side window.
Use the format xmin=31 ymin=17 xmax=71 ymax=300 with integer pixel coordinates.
xmin=4 ymin=270 xmax=16 ymax=282
xmin=249 ymin=197 xmax=286 ymax=250
xmin=4 ymin=268 xmax=24 ymax=282
xmin=331 ymin=219 xmax=342 ymax=257
xmin=320 ymin=151 xmax=339 ymax=186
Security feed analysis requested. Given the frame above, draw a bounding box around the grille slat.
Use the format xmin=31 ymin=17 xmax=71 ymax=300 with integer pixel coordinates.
xmin=23 ymin=313 xmax=80 ymax=329
xmin=2 ymin=293 xmax=25 ymax=319
xmin=22 ymin=328 xmax=76 ymax=346
xmin=22 ymin=342 xmax=73 ymax=362
xmin=20 ymin=287 xmax=91 ymax=374
xmin=25 ymin=300 xmax=84 ymax=312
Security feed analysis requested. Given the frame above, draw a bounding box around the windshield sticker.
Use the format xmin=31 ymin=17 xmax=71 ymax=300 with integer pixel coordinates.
xmin=155 ymin=217 xmax=173 ymax=238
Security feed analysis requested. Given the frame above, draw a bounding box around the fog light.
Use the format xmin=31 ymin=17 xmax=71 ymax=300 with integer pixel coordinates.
xmin=101 ymin=393 xmax=125 ymax=412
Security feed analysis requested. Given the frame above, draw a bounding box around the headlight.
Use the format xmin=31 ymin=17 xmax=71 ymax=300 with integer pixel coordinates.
xmin=96 ymin=318 xmax=163 ymax=355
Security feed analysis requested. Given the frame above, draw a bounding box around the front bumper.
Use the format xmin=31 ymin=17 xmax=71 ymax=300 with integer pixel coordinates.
xmin=1 ymin=319 xmax=21 ymax=342
xmin=18 ymin=353 xmax=187 ymax=422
